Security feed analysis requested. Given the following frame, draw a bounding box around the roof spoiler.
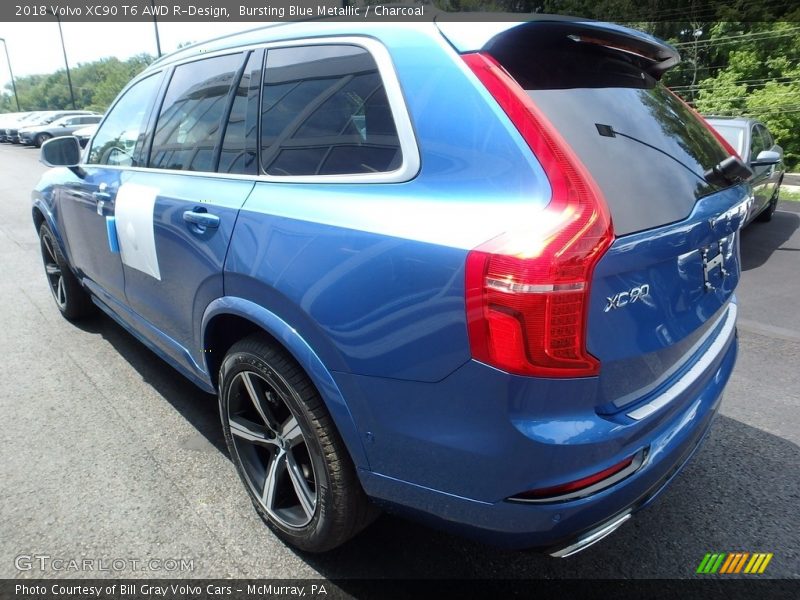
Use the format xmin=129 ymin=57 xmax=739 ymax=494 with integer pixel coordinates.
xmin=436 ymin=17 xmax=680 ymax=80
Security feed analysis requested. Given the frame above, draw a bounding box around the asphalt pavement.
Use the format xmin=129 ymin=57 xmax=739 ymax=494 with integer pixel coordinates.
xmin=0 ymin=143 xmax=797 ymax=581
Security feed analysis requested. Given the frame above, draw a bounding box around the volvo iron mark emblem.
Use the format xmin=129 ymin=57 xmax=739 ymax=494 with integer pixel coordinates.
xmin=701 ymin=234 xmax=734 ymax=292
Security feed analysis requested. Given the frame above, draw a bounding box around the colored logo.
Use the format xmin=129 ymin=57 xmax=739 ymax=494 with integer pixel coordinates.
xmin=696 ymin=552 xmax=773 ymax=574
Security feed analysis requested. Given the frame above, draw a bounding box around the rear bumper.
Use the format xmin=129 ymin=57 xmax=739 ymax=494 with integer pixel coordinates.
xmin=349 ymin=317 xmax=736 ymax=550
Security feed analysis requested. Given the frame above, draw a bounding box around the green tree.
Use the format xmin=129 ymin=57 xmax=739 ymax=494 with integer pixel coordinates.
xmin=1 ymin=53 xmax=153 ymax=114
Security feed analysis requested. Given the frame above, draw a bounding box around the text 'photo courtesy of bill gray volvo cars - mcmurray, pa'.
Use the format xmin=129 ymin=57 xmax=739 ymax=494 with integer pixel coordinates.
xmin=32 ymin=18 xmax=763 ymax=556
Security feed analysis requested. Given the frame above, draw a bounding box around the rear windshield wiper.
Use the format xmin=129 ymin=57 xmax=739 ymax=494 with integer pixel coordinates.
xmin=595 ymin=123 xmax=751 ymax=187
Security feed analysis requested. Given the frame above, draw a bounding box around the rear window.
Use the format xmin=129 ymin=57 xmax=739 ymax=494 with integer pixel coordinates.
xmin=489 ymin=24 xmax=730 ymax=235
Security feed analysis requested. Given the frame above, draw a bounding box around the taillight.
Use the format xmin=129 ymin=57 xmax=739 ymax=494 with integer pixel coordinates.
xmin=462 ymin=52 xmax=613 ymax=378
xmin=667 ymin=88 xmax=740 ymax=158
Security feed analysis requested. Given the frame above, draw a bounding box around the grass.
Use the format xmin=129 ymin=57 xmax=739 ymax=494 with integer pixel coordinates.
xmin=781 ymin=188 xmax=800 ymax=202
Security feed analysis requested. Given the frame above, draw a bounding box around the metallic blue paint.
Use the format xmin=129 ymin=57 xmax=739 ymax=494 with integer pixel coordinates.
xmin=201 ymin=296 xmax=370 ymax=470
xmin=357 ymin=336 xmax=734 ymax=549
xmin=32 ymin=21 xmax=746 ymax=551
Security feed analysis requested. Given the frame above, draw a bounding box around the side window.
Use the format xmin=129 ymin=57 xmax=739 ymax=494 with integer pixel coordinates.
xmin=88 ymin=74 xmax=161 ymax=166
xmin=260 ymin=44 xmax=402 ymax=176
xmin=750 ymin=125 xmax=768 ymax=160
xmin=757 ymin=124 xmax=773 ymax=148
xmin=218 ymin=51 xmax=263 ymax=175
xmin=149 ymin=53 xmax=244 ymax=172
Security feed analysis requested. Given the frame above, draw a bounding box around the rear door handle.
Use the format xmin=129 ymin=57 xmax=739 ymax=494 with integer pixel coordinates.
xmin=183 ymin=209 xmax=220 ymax=229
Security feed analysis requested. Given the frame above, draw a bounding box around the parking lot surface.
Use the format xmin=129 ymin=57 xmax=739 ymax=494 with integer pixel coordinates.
xmin=0 ymin=143 xmax=797 ymax=580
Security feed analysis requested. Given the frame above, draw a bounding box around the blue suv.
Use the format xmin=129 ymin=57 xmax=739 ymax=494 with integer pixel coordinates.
xmin=33 ymin=19 xmax=751 ymax=555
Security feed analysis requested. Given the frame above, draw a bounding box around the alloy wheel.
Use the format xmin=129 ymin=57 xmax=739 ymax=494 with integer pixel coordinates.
xmin=40 ymin=231 xmax=67 ymax=309
xmin=226 ymin=370 xmax=318 ymax=529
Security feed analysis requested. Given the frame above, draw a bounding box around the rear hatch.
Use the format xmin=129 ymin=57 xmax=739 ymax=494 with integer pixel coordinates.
xmin=444 ymin=20 xmax=748 ymax=413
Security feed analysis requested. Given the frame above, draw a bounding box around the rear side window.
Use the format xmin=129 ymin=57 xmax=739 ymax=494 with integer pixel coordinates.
xmin=88 ymin=74 xmax=161 ymax=167
xmin=150 ymin=53 xmax=244 ymax=172
xmin=750 ymin=124 xmax=768 ymax=159
xmin=260 ymin=44 xmax=402 ymax=177
xmin=760 ymin=125 xmax=773 ymax=148
xmin=488 ymin=24 xmax=731 ymax=235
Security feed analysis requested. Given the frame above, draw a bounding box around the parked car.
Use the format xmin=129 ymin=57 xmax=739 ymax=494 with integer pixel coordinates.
xmin=73 ymin=123 xmax=99 ymax=148
xmin=5 ymin=110 xmax=94 ymax=144
xmin=705 ymin=116 xmax=784 ymax=223
xmin=33 ymin=20 xmax=751 ymax=555
xmin=0 ymin=111 xmax=38 ymax=142
xmin=20 ymin=114 xmax=102 ymax=147
xmin=0 ymin=111 xmax=31 ymax=133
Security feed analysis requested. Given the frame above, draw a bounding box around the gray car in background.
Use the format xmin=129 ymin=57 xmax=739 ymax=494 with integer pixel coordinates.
xmin=20 ymin=114 xmax=102 ymax=147
xmin=0 ymin=111 xmax=38 ymax=142
xmin=705 ymin=116 xmax=785 ymax=223
xmin=4 ymin=110 xmax=95 ymax=144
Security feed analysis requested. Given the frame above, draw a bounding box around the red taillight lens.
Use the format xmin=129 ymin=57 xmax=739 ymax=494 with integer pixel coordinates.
xmin=462 ymin=52 xmax=613 ymax=378
xmin=667 ymin=88 xmax=740 ymax=158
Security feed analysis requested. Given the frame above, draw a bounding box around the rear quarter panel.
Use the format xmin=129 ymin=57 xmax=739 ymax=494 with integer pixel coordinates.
xmin=224 ymin=24 xmax=552 ymax=382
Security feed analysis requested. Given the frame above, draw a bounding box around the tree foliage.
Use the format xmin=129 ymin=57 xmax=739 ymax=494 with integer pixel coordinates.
xmin=661 ymin=20 xmax=800 ymax=167
xmin=3 ymin=3 xmax=798 ymax=167
xmin=429 ymin=0 xmax=800 ymax=167
xmin=0 ymin=53 xmax=153 ymax=114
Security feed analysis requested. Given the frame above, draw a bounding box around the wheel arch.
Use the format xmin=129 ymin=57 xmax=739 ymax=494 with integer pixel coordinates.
xmin=31 ymin=201 xmax=66 ymax=255
xmin=202 ymin=297 xmax=370 ymax=471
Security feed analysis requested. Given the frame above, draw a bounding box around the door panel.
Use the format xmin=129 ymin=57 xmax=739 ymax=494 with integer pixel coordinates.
xmin=56 ymin=72 xmax=164 ymax=304
xmin=57 ymin=169 xmax=126 ymax=302
xmin=118 ymin=173 xmax=254 ymax=367
xmin=749 ymin=124 xmax=771 ymax=214
xmin=118 ymin=51 xmax=260 ymax=371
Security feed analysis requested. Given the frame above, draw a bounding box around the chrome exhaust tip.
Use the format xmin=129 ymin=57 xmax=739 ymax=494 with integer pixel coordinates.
xmin=549 ymin=512 xmax=632 ymax=558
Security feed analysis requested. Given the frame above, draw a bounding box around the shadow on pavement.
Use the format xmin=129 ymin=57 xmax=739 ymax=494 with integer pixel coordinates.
xmin=73 ymin=312 xmax=227 ymax=454
xmin=74 ymin=313 xmax=799 ymax=579
xmin=740 ymin=208 xmax=799 ymax=271
xmin=299 ymin=415 xmax=798 ymax=580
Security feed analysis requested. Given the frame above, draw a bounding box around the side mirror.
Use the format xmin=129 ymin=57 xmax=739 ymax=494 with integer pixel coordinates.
xmin=751 ymin=149 xmax=780 ymax=167
xmin=40 ymin=136 xmax=81 ymax=167
xmin=40 ymin=136 xmax=86 ymax=178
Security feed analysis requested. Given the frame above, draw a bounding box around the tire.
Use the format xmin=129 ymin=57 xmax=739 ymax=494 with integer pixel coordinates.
xmin=219 ymin=335 xmax=378 ymax=552
xmin=756 ymin=185 xmax=780 ymax=223
xmin=35 ymin=133 xmax=52 ymax=148
xmin=38 ymin=223 xmax=96 ymax=320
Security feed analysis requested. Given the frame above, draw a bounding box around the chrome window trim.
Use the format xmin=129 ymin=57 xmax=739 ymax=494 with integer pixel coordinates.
xmin=86 ymin=36 xmax=420 ymax=184
xmin=627 ymin=303 xmax=737 ymax=421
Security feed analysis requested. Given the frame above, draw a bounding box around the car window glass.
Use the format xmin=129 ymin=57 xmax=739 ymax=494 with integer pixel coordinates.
xmin=709 ymin=124 xmax=745 ymax=156
xmin=260 ymin=44 xmax=402 ymax=176
xmin=150 ymin=53 xmax=244 ymax=172
xmin=750 ymin=125 xmax=768 ymax=159
xmin=88 ymin=74 xmax=161 ymax=166
xmin=757 ymin=124 xmax=773 ymax=148
xmin=219 ymin=51 xmax=262 ymax=175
